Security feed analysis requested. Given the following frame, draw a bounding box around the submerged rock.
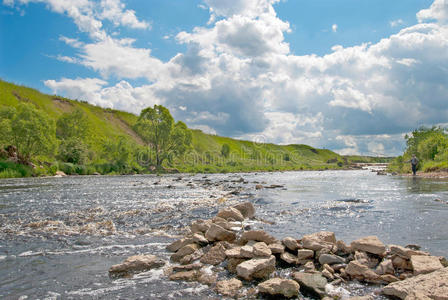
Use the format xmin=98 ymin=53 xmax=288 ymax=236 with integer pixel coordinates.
xmin=383 ymin=267 xmax=448 ymax=299
xmin=109 ymin=255 xmax=165 ymax=277
xmin=258 ymin=278 xmax=300 ymax=298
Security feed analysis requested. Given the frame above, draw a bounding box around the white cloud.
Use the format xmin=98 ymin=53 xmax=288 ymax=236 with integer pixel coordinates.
xmin=417 ymin=0 xmax=448 ymax=23
xmin=99 ymin=0 xmax=149 ymax=29
xmin=390 ymin=19 xmax=404 ymax=27
xmin=332 ymin=24 xmax=338 ymax=32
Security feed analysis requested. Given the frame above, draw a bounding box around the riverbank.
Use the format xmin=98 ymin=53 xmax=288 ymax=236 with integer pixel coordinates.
xmin=399 ymin=171 xmax=448 ymax=179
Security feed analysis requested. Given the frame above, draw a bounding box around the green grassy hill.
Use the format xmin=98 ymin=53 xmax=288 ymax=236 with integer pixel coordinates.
xmin=0 ymin=79 xmax=348 ymax=176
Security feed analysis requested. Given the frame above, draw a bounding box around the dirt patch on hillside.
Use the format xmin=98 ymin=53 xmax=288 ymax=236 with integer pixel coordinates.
xmin=52 ymin=97 xmax=74 ymax=113
xmin=105 ymin=112 xmax=145 ymax=145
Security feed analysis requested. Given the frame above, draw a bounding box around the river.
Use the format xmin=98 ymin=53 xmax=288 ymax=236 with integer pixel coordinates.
xmin=1 ymin=170 xmax=447 ymax=299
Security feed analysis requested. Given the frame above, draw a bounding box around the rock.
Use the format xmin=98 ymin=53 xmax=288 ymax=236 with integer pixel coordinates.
xmin=225 ymin=247 xmax=244 ymax=258
xmin=217 ymin=207 xmax=245 ymax=222
xmin=255 ymin=184 xmax=263 ymax=190
xmin=392 ymin=255 xmax=412 ymax=270
xmin=171 ymin=244 xmax=200 ymax=262
xmin=383 ymin=267 xmax=448 ymax=299
xmin=215 ymin=278 xmax=243 ymax=297
xmin=205 ymin=224 xmax=236 ymax=242
xmin=302 ymin=231 xmax=336 ymax=251
xmin=281 ymin=252 xmax=298 ymax=264
xmin=169 ymin=270 xmax=200 ymax=281
xmin=322 ymin=269 xmax=334 ymax=280
xmin=240 ymin=230 xmax=278 ymax=245
xmin=345 ymin=261 xmax=379 ymax=282
xmin=258 ymin=278 xmax=300 ymax=298
xmin=236 ymin=255 xmax=276 ymax=280
xmin=200 ymin=243 xmax=227 ymax=265
xmin=282 ymin=237 xmax=300 ymax=251
xmin=227 ymin=258 xmax=246 ymax=273
xmin=293 ymin=272 xmax=328 ymax=298
xmin=319 ymin=254 xmax=345 ymax=265
xmin=109 ymin=255 xmax=165 ymax=277
xmin=180 ymin=248 xmax=204 ymax=265
xmin=304 ymin=261 xmax=316 ymax=272
xmin=351 ymin=236 xmax=386 ymax=256
xmin=375 ymin=259 xmax=395 ymax=275
xmin=253 ymin=242 xmax=272 ymax=257
xmin=192 ymin=233 xmax=208 ymax=246
xmin=380 ymin=274 xmax=399 ymax=283
xmin=190 ymin=219 xmax=211 ymax=234
xmin=55 ymin=170 xmax=67 ymax=177
xmin=233 ymin=202 xmax=255 ymax=218
xmin=390 ymin=244 xmax=429 ymax=259
xmin=269 ymin=243 xmax=285 ymax=254
xmin=297 ymin=249 xmax=314 ymax=260
xmin=172 ymin=263 xmax=203 ymax=272
xmin=323 ymin=264 xmax=335 ymax=274
xmin=241 ymin=245 xmax=255 ymax=258
xmin=166 ymin=237 xmax=194 ymax=252
xmin=336 ymin=240 xmax=352 ymax=254
xmin=347 ymin=296 xmax=374 ymax=300
xmin=197 ymin=272 xmax=218 ymax=286
xmin=410 ymin=255 xmax=443 ymax=275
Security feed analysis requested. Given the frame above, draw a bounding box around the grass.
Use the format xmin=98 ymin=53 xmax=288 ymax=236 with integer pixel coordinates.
xmin=0 ymin=161 xmax=33 ymax=178
xmin=0 ymin=79 xmax=365 ymax=176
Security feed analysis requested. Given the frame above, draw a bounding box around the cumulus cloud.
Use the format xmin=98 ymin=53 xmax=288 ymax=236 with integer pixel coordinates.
xmin=417 ymin=0 xmax=448 ymax=23
xmin=14 ymin=0 xmax=448 ymax=155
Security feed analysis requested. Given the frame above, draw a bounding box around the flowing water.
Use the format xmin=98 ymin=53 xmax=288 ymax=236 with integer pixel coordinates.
xmin=1 ymin=170 xmax=447 ymax=299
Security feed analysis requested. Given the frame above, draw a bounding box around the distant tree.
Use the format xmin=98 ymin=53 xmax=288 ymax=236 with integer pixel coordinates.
xmin=102 ymin=136 xmax=134 ymax=171
xmin=56 ymin=109 xmax=89 ymax=140
xmin=57 ymin=138 xmax=88 ymax=164
xmin=0 ymin=103 xmax=56 ymax=162
xmin=134 ymin=105 xmax=192 ymax=169
xmin=405 ymin=126 xmax=448 ymax=160
xmin=221 ymin=143 xmax=230 ymax=158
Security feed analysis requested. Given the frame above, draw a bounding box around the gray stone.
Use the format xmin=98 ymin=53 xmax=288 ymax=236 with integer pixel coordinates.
xmin=293 ymin=272 xmax=328 ymax=298
xmin=319 ymin=254 xmax=346 ymax=265
xmin=258 ymin=278 xmax=300 ymax=298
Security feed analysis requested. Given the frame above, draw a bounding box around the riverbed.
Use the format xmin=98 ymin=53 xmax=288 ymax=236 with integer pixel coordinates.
xmin=0 ymin=170 xmax=447 ymax=299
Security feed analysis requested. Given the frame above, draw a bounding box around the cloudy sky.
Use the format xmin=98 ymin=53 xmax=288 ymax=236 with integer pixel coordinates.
xmin=1 ymin=0 xmax=447 ymax=156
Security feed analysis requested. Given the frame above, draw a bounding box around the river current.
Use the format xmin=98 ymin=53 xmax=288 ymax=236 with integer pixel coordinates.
xmin=1 ymin=170 xmax=447 ymax=299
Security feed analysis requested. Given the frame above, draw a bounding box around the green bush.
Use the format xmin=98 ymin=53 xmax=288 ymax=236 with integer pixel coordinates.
xmin=0 ymin=160 xmax=33 ymax=177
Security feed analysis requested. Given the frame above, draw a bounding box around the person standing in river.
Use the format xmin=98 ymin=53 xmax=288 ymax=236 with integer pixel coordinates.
xmin=409 ymin=154 xmax=419 ymax=176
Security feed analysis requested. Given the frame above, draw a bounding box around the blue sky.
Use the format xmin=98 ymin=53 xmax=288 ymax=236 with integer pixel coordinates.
xmin=1 ymin=0 xmax=447 ymax=156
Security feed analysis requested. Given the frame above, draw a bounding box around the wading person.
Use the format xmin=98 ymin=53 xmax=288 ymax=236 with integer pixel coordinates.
xmin=409 ymin=154 xmax=419 ymax=176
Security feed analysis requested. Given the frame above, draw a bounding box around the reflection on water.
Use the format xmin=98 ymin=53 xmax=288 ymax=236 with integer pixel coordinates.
xmin=0 ymin=171 xmax=447 ymax=299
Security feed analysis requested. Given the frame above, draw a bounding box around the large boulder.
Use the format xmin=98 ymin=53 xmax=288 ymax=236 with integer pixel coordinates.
xmin=217 ymin=207 xmax=244 ymax=222
xmin=236 ymin=255 xmax=276 ymax=280
xmin=205 ymin=223 xmax=236 ymax=242
xmin=215 ymin=278 xmax=243 ymax=297
xmin=109 ymin=255 xmax=165 ymax=277
xmin=258 ymin=278 xmax=300 ymax=298
xmin=233 ymin=202 xmax=255 ymax=218
xmin=383 ymin=267 xmax=448 ymax=299
xmin=240 ymin=230 xmax=278 ymax=245
xmin=350 ymin=236 xmax=386 ymax=256
xmin=389 ymin=244 xmax=429 ymax=259
xmin=302 ymin=231 xmax=336 ymax=251
xmin=293 ymin=272 xmax=328 ymax=298
xmin=200 ymin=243 xmax=227 ymax=265
xmin=410 ymin=255 xmax=443 ymax=275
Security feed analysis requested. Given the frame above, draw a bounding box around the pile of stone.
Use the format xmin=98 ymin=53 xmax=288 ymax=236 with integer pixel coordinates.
xmin=109 ymin=202 xmax=448 ymax=299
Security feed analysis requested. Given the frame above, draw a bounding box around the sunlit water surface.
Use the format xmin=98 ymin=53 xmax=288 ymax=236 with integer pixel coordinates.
xmin=1 ymin=170 xmax=447 ymax=299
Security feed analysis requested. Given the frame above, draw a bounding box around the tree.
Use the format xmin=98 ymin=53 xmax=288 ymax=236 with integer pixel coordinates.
xmin=102 ymin=136 xmax=134 ymax=171
xmin=221 ymin=143 xmax=230 ymax=158
xmin=56 ymin=109 xmax=89 ymax=140
xmin=133 ymin=105 xmax=192 ymax=169
xmin=0 ymin=103 xmax=56 ymax=162
xmin=57 ymin=138 xmax=88 ymax=164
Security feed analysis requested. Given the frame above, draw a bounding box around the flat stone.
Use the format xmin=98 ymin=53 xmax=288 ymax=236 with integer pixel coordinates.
xmin=170 ymin=244 xmax=200 ymax=262
xmin=383 ymin=267 xmax=448 ymax=299
xmin=253 ymin=242 xmax=271 ymax=257
xmin=351 ymin=236 xmax=386 ymax=256
xmin=200 ymin=243 xmax=227 ymax=265
xmin=241 ymin=245 xmax=255 ymax=258
xmin=390 ymin=244 xmax=429 ymax=259
xmin=410 ymin=255 xmax=443 ymax=275
xmin=109 ymin=255 xmax=165 ymax=277
xmin=319 ymin=254 xmax=345 ymax=265
xmin=282 ymin=237 xmax=300 ymax=251
xmin=172 ymin=263 xmax=203 ymax=272
xmin=258 ymin=278 xmax=300 ymax=298
xmin=268 ymin=243 xmax=285 ymax=254
xmin=281 ymin=252 xmax=298 ymax=264
xmin=205 ymin=223 xmax=236 ymax=242
xmin=293 ymin=272 xmax=327 ymax=298
xmin=240 ymin=230 xmax=278 ymax=245
xmin=297 ymin=249 xmax=314 ymax=260
xmin=217 ymin=207 xmax=245 ymax=222
xmin=302 ymin=231 xmax=336 ymax=251
xmin=166 ymin=237 xmax=194 ymax=252
xmin=169 ymin=270 xmax=200 ymax=281
xmin=233 ymin=202 xmax=255 ymax=218
xmin=216 ymin=278 xmax=243 ymax=297
xmin=345 ymin=261 xmax=379 ymax=282
xmin=179 ymin=248 xmax=204 ymax=265
xmin=236 ymin=255 xmax=276 ymax=280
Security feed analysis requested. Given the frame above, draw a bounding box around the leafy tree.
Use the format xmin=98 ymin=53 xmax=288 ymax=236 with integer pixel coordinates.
xmin=56 ymin=109 xmax=89 ymax=140
xmin=134 ymin=105 xmax=192 ymax=169
xmin=0 ymin=103 xmax=56 ymax=162
xmin=102 ymin=136 xmax=134 ymax=171
xmin=221 ymin=143 xmax=230 ymax=158
xmin=57 ymin=138 xmax=88 ymax=164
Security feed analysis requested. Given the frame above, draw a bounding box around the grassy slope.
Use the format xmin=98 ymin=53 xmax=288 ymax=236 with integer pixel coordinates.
xmin=0 ymin=79 xmax=347 ymax=173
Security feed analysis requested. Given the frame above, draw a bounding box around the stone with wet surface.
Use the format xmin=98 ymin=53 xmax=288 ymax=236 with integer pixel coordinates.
xmin=109 ymin=255 xmax=165 ymax=277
